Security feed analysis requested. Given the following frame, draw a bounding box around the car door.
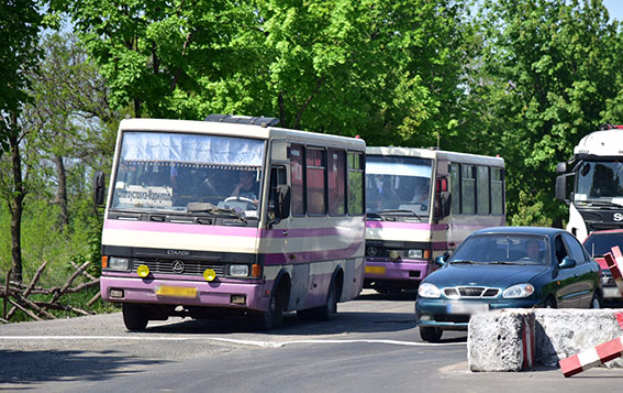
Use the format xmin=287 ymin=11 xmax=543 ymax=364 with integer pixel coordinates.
xmin=562 ymin=232 xmax=599 ymax=308
xmin=553 ymin=234 xmax=578 ymax=308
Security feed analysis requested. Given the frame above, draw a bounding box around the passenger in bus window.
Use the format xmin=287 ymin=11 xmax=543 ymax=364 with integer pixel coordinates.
xmin=232 ymin=170 xmax=260 ymax=202
xmin=412 ymin=183 xmax=430 ymax=205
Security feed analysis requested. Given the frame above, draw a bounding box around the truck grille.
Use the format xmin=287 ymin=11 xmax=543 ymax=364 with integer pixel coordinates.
xmin=444 ymin=286 xmax=500 ymax=298
xmin=132 ymin=259 xmax=225 ymax=276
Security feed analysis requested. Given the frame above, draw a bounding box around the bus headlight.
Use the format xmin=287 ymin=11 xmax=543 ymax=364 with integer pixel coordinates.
xmin=229 ymin=264 xmax=249 ymax=277
xmin=408 ymin=249 xmax=423 ymax=259
xmin=108 ymin=257 xmax=130 ymax=271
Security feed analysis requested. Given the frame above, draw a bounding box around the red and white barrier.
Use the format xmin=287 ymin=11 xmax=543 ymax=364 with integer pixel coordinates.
xmin=559 ymin=336 xmax=623 ymax=377
xmin=604 ymin=247 xmax=623 ymax=296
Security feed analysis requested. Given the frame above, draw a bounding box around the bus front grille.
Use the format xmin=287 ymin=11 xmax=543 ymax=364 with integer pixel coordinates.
xmin=132 ymin=260 xmax=225 ymax=276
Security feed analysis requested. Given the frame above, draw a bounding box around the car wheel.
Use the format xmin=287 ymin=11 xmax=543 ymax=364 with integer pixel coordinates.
xmin=122 ymin=304 xmax=149 ymax=331
xmin=543 ymin=297 xmax=557 ymax=309
xmin=590 ymin=293 xmax=601 ymax=309
xmin=419 ymin=326 xmax=443 ymax=342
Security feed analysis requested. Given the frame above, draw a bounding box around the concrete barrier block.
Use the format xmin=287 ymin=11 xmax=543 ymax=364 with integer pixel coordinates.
xmin=468 ymin=309 xmax=535 ymax=371
xmin=534 ymin=309 xmax=623 ymax=368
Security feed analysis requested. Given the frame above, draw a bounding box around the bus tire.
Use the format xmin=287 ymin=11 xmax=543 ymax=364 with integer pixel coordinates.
xmin=122 ymin=304 xmax=149 ymax=331
xmin=419 ymin=326 xmax=442 ymax=342
xmin=297 ymin=277 xmax=339 ymax=321
xmin=252 ymin=289 xmax=284 ymax=330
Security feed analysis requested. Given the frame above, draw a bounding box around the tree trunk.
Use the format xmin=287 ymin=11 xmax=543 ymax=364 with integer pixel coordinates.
xmin=9 ymin=131 xmax=24 ymax=284
xmin=53 ymin=155 xmax=68 ymax=230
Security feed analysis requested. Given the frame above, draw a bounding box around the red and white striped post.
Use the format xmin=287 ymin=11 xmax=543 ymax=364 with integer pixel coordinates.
xmin=559 ymin=335 xmax=623 ymax=377
xmin=605 ymin=247 xmax=623 ymax=297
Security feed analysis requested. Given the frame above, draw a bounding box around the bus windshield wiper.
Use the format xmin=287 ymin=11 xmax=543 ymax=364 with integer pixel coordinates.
xmin=186 ymin=202 xmax=246 ymax=222
xmin=376 ymin=209 xmax=422 ymax=221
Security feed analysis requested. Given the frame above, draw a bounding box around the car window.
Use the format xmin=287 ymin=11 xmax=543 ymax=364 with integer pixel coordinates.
xmin=562 ymin=233 xmax=587 ymax=263
xmin=449 ymin=234 xmax=548 ymax=265
xmin=584 ymin=232 xmax=623 ymax=257
xmin=554 ymin=235 xmax=569 ymax=264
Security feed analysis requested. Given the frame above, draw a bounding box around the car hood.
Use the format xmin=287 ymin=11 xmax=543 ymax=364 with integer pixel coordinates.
xmin=425 ymin=263 xmax=549 ymax=288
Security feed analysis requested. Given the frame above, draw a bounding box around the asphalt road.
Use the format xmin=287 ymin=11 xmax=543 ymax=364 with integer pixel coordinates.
xmin=1 ymin=290 xmax=622 ymax=392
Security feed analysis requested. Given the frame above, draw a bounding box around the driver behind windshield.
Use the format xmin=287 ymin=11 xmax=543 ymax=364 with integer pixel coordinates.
xmin=232 ymin=170 xmax=260 ymax=203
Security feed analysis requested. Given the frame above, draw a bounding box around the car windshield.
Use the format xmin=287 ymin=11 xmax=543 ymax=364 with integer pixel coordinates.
xmin=449 ymin=234 xmax=549 ymax=265
xmin=365 ymin=155 xmax=433 ymax=217
xmin=111 ymin=132 xmax=265 ymax=217
xmin=584 ymin=232 xmax=623 ymax=257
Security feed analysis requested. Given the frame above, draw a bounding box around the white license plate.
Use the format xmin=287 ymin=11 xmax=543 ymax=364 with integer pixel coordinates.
xmin=447 ymin=302 xmax=489 ymax=315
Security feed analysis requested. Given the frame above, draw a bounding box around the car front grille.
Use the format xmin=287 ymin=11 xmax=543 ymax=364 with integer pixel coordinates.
xmin=443 ymin=286 xmax=500 ymax=298
xmin=132 ymin=259 xmax=225 ymax=276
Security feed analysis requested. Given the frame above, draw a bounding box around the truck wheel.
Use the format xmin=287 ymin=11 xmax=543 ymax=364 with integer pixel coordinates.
xmin=122 ymin=304 xmax=149 ymax=331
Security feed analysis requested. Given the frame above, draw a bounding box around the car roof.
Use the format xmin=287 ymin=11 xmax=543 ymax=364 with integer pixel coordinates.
xmin=470 ymin=227 xmax=566 ymax=237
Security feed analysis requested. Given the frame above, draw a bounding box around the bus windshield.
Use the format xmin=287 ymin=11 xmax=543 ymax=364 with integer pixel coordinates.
xmin=365 ymin=155 xmax=433 ymax=216
xmin=111 ymin=132 xmax=265 ymax=216
xmin=576 ymin=161 xmax=623 ymax=205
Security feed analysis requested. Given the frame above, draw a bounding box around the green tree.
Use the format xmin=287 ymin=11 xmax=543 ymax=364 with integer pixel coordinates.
xmin=0 ymin=0 xmax=44 ymax=283
xmin=469 ymin=0 xmax=623 ymax=225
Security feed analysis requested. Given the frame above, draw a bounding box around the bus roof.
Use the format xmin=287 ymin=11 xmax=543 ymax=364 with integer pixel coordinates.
xmin=366 ymin=146 xmax=504 ymax=167
xmin=118 ymin=118 xmax=366 ymax=151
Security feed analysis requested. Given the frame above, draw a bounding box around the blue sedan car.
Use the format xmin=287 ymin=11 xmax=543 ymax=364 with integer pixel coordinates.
xmin=415 ymin=227 xmax=602 ymax=342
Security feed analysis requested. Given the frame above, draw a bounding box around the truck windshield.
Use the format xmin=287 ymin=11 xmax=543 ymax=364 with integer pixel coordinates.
xmin=576 ymin=161 xmax=623 ymax=203
xmin=365 ymin=155 xmax=433 ymax=216
xmin=111 ymin=132 xmax=265 ymax=216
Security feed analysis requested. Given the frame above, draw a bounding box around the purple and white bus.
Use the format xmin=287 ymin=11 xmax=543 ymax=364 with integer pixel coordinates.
xmin=96 ymin=116 xmax=366 ymax=330
xmin=364 ymin=147 xmax=506 ymax=293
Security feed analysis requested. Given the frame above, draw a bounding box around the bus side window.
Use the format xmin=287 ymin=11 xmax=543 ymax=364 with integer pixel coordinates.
xmin=306 ymin=148 xmax=326 ymax=215
xmin=461 ymin=164 xmax=476 ymax=214
xmin=291 ymin=144 xmax=305 ymax=216
xmin=450 ymin=163 xmax=460 ymax=214
xmin=347 ymin=152 xmax=364 ymax=216
xmin=328 ymin=149 xmax=346 ymax=215
xmin=491 ymin=167 xmax=504 ymax=215
xmin=477 ymin=166 xmax=490 ymax=215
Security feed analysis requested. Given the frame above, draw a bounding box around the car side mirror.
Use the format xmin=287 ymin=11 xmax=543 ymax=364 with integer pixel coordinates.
xmin=559 ymin=256 xmax=577 ymax=269
xmin=434 ymin=253 xmax=448 ymax=267
xmin=93 ymin=171 xmax=106 ymax=206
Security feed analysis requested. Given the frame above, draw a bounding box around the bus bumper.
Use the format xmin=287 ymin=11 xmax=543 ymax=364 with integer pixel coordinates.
xmin=100 ymin=274 xmax=270 ymax=313
xmin=364 ymin=258 xmax=432 ymax=283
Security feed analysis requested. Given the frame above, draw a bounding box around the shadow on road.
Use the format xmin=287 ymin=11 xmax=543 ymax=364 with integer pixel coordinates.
xmin=0 ymin=349 xmax=167 ymax=387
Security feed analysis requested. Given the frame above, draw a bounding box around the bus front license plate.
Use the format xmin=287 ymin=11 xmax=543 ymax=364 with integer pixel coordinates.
xmin=156 ymin=285 xmax=198 ymax=299
xmin=447 ymin=302 xmax=489 ymax=315
xmin=365 ymin=266 xmax=386 ymax=275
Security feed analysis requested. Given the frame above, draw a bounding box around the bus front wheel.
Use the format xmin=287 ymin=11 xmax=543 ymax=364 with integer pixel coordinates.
xmin=122 ymin=303 xmax=149 ymax=331
xmin=252 ymin=290 xmax=284 ymax=330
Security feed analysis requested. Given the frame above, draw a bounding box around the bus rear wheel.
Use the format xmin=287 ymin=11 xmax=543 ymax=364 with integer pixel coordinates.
xmin=297 ymin=279 xmax=338 ymax=321
xmin=122 ymin=304 xmax=149 ymax=331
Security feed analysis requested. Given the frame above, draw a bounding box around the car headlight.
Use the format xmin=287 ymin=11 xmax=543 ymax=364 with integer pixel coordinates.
xmin=408 ymin=249 xmax=423 ymax=259
xmin=502 ymin=283 xmax=535 ymax=299
xmin=229 ymin=264 xmax=249 ymax=277
xmin=418 ymin=283 xmax=441 ymax=298
xmin=108 ymin=257 xmax=130 ymax=271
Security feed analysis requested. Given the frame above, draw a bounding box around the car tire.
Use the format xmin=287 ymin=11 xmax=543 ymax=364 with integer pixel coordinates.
xmin=419 ymin=326 xmax=443 ymax=342
xmin=590 ymin=293 xmax=602 ymax=309
xmin=543 ymin=297 xmax=557 ymax=309
xmin=122 ymin=304 xmax=149 ymax=331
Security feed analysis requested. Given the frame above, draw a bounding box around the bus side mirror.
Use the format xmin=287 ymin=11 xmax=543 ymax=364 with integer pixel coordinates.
xmin=434 ymin=176 xmax=450 ymax=220
xmin=556 ymin=174 xmax=569 ymax=204
xmin=93 ymin=171 xmax=106 ymax=206
xmin=275 ymin=185 xmax=290 ymax=220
